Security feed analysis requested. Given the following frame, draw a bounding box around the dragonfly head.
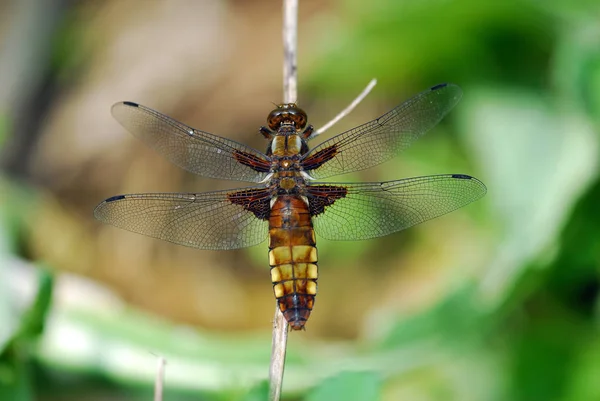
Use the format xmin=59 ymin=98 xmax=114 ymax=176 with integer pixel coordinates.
xmin=267 ymin=103 xmax=307 ymax=131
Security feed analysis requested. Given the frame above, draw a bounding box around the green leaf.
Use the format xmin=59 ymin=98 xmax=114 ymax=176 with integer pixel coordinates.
xmin=379 ymin=284 xmax=489 ymax=350
xmin=0 ymin=267 xmax=54 ymax=356
xmin=0 ymin=354 xmax=33 ymax=401
xmin=14 ymin=269 xmax=54 ymax=342
xmin=307 ymin=371 xmax=381 ymax=401
xmin=552 ymin=20 xmax=600 ymax=125
xmin=239 ymin=380 xmax=269 ymax=401
xmin=564 ymin=336 xmax=600 ymax=401
xmin=458 ymin=87 xmax=599 ymax=308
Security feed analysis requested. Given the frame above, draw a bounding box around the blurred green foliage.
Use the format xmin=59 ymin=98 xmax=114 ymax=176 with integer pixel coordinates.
xmin=307 ymin=371 xmax=380 ymax=401
xmin=1 ymin=0 xmax=600 ymax=400
xmin=0 ymin=269 xmax=53 ymax=401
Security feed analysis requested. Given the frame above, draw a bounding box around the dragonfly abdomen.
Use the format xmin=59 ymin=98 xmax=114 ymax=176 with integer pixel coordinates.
xmin=268 ymin=195 xmax=318 ymax=330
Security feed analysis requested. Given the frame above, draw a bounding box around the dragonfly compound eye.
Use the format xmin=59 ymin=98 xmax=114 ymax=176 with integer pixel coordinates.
xmin=267 ymin=104 xmax=308 ymax=130
xmin=288 ymin=107 xmax=307 ymax=129
xmin=267 ymin=110 xmax=284 ymax=130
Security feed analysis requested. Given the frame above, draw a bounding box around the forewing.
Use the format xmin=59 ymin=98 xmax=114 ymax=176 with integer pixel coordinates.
xmin=302 ymin=84 xmax=462 ymax=179
xmin=94 ymin=187 xmax=271 ymax=250
xmin=112 ymin=102 xmax=271 ymax=183
xmin=308 ymin=174 xmax=486 ymax=240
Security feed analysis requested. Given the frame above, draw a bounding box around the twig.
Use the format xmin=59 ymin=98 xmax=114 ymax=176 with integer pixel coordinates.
xmin=312 ymin=78 xmax=377 ymax=138
xmin=270 ymin=304 xmax=289 ymax=401
xmin=269 ymin=1 xmax=296 ymax=401
xmin=154 ymin=356 xmax=166 ymax=401
xmin=282 ymin=0 xmax=297 ymax=104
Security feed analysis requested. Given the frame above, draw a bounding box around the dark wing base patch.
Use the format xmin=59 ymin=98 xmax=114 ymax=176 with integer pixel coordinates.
xmin=233 ymin=150 xmax=272 ymax=173
xmin=302 ymin=145 xmax=338 ymax=171
xmin=227 ymin=188 xmax=272 ymax=220
xmin=307 ymin=185 xmax=348 ymax=216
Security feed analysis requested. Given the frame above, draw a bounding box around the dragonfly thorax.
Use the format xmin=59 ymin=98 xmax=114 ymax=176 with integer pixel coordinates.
xmin=270 ymin=134 xmax=307 ymax=157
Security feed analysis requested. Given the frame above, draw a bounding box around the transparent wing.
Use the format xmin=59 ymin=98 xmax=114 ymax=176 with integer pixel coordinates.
xmin=308 ymin=174 xmax=486 ymax=240
xmin=112 ymin=102 xmax=271 ymax=183
xmin=94 ymin=186 xmax=271 ymax=250
xmin=302 ymin=84 xmax=462 ymax=179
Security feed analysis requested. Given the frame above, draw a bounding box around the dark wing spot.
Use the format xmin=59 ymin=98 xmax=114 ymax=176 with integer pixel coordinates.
xmin=430 ymin=83 xmax=448 ymax=91
xmin=451 ymin=174 xmax=473 ymax=180
xmin=307 ymin=185 xmax=348 ymax=216
xmin=105 ymin=195 xmax=126 ymax=202
xmin=122 ymin=101 xmax=139 ymax=107
xmin=228 ymin=188 xmax=271 ymax=220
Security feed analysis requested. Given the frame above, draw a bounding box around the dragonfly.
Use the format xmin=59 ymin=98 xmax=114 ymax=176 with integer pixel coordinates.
xmin=94 ymin=83 xmax=486 ymax=330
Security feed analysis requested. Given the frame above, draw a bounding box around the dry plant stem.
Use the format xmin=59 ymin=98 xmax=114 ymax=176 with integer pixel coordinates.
xmin=269 ymin=1 xmax=297 ymax=400
xmin=313 ymin=78 xmax=378 ymax=137
xmin=282 ymin=0 xmax=298 ymax=104
xmin=270 ymin=304 xmax=289 ymax=401
xmin=154 ymin=356 xmax=166 ymax=401
xmin=271 ymin=3 xmax=377 ymax=400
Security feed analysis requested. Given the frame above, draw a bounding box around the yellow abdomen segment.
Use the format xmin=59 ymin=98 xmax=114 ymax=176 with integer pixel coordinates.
xmin=268 ymin=195 xmax=318 ymax=330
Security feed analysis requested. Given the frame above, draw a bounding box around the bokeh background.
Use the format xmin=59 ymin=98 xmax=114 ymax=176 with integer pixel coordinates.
xmin=1 ymin=0 xmax=600 ymax=400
